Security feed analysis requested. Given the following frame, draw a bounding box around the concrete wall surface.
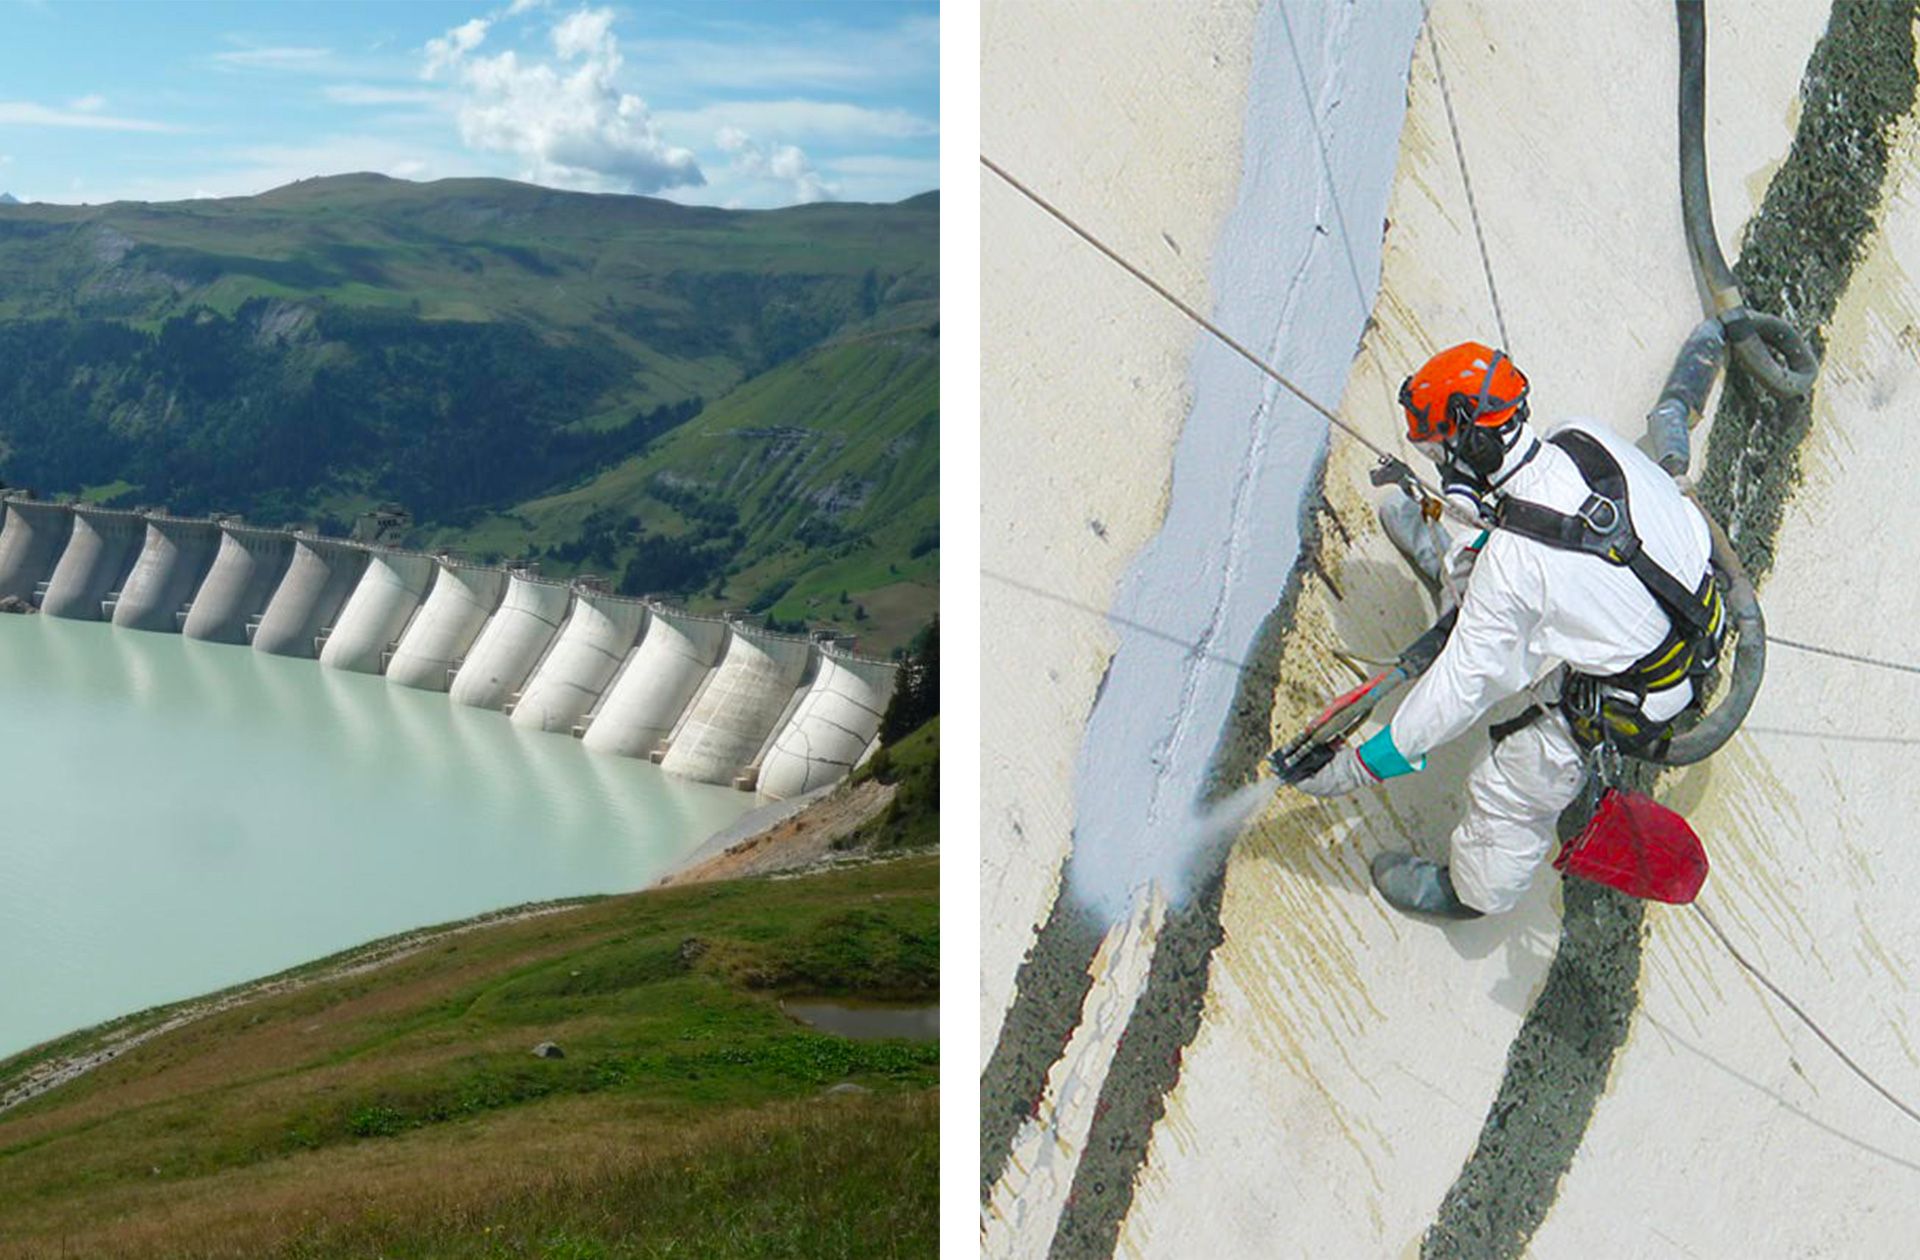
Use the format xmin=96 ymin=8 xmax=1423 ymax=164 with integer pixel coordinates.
xmin=579 ymin=607 xmax=729 ymax=758
xmin=658 ymin=626 xmax=812 ymax=785
xmin=981 ymin=0 xmax=1261 ymax=1069
xmin=112 ymin=518 xmax=221 ymax=633
xmin=181 ymin=528 xmax=293 ymax=644
xmin=318 ymin=551 xmax=436 ymax=673
xmin=756 ymin=646 xmax=899 ymax=800
xmin=385 ymin=562 xmax=507 ymax=691
xmin=510 ymin=590 xmax=648 ymax=733
xmin=981 ymin=1 xmax=1920 ymax=1257
xmin=251 ymin=539 xmax=371 ymax=658
xmin=0 ymin=501 xmax=74 ymax=604
xmin=448 ymin=574 xmax=571 ymax=710
xmin=40 ymin=508 xmax=145 ymax=621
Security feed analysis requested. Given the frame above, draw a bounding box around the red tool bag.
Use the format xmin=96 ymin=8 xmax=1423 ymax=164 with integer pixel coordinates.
xmin=1554 ymin=788 xmax=1709 ymax=904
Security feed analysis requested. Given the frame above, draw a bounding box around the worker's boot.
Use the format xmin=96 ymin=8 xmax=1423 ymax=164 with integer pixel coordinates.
xmin=1377 ymin=497 xmax=1445 ymax=596
xmin=1370 ymin=851 xmax=1483 ymax=920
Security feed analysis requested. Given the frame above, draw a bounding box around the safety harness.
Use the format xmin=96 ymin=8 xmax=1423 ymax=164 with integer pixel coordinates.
xmin=1493 ymin=429 xmax=1727 ymax=755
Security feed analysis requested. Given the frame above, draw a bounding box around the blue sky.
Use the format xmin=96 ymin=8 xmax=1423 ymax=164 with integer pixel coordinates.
xmin=0 ymin=0 xmax=939 ymax=207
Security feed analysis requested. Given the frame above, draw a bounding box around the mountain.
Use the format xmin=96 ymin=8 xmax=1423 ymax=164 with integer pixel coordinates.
xmin=0 ymin=194 xmax=18 ymax=206
xmin=435 ymin=321 xmax=939 ymax=649
xmin=0 ymin=174 xmax=938 ymax=643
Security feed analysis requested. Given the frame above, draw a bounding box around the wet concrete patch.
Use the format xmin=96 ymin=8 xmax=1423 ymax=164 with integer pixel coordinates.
xmin=979 ymin=887 xmax=1107 ymax=1198
xmin=1050 ymin=858 xmax=1231 ymax=1260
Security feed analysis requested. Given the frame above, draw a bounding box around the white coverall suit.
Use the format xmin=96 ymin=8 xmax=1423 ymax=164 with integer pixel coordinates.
xmin=1381 ymin=419 xmax=1712 ymax=913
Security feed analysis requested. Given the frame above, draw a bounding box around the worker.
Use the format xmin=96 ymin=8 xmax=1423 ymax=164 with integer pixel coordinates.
xmin=1293 ymin=343 xmax=1724 ymax=918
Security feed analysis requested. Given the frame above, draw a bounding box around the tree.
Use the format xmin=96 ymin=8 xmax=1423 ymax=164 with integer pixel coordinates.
xmin=878 ymin=617 xmax=938 ymax=743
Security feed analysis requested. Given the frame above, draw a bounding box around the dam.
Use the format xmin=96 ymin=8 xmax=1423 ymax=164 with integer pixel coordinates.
xmin=0 ymin=499 xmax=899 ymax=794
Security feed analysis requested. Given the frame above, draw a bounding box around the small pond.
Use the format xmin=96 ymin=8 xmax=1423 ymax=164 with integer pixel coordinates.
xmin=784 ymin=1000 xmax=939 ymax=1041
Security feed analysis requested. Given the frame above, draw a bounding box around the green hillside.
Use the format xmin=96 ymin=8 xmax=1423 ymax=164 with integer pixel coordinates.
xmin=434 ymin=324 xmax=938 ymax=652
xmin=0 ymin=174 xmax=938 ymax=644
xmin=0 ymin=857 xmax=937 ymax=1259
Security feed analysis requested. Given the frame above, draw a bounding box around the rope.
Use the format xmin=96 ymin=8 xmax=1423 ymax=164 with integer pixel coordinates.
xmin=1689 ymin=901 xmax=1920 ymax=1127
xmin=1426 ymin=19 xmax=1510 ymax=349
xmin=1768 ymin=635 xmax=1920 ymax=678
xmin=980 ymin=156 xmax=1447 ymax=502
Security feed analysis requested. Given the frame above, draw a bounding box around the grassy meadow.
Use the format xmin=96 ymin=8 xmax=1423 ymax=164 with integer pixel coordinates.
xmin=0 ymin=857 xmax=938 ymax=1258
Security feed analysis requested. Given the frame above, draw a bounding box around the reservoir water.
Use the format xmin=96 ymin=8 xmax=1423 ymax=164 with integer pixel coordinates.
xmin=0 ymin=613 xmax=754 ymax=1058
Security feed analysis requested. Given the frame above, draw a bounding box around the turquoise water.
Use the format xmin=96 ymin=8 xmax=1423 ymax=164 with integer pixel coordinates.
xmin=0 ymin=614 xmax=754 ymax=1058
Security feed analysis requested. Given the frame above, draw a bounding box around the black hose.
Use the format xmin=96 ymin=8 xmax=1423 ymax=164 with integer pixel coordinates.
xmin=1648 ymin=495 xmax=1766 ymax=766
xmin=1675 ymin=0 xmax=1819 ymax=398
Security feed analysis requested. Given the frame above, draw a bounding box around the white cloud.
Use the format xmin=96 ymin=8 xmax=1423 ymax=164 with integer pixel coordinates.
xmin=324 ymin=83 xmax=442 ymax=106
xmin=549 ymin=8 xmax=611 ymax=60
xmin=422 ymin=6 xmax=701 ymax=195
xmin=506 ymin=0 xmax=550 ymax=13
xmin=715 ymin=126 xmax=832 ymax=205
xmin=656 ymin=99 xmax=934 ymax=144
xmin=423 ymin=19 xmax=490 ymax=79
xmin=213 ymin=46 xmax=333 ymax=70
xmin=68 ymin=94 xmax=107 ymax=113
xmin=0 ymin=101 xmax=183 ymax=132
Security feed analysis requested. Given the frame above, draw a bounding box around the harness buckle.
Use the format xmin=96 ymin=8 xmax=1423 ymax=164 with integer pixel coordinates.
xmin=1563 ymin=672 xmax=1600 ymax=721
xmin=1577 ymin=494 xmax=1621 ymax=535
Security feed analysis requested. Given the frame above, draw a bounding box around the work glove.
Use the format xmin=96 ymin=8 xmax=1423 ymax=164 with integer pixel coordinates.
xmin=1291 ymin=742 xmax=1381 ymax=798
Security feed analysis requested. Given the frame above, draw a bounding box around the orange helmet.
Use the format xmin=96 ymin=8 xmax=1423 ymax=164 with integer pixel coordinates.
xmin=1399 ymin=343 xmax=1529 ymax=443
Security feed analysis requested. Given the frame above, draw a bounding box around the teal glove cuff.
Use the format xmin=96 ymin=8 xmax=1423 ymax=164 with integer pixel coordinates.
xmin=1358 ymin=726 xmax=1426 ymax=780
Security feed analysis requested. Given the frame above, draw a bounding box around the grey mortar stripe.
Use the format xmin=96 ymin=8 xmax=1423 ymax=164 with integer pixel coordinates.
xmin=1424 ymin=5 xmax=1917 ymax=1256
xmin=979 ymin=876 xmax=1107 ymax=1199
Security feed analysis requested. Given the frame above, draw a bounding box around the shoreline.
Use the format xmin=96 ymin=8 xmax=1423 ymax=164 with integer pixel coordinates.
xmin=1 ymin=773 xmax=915 ymax=1113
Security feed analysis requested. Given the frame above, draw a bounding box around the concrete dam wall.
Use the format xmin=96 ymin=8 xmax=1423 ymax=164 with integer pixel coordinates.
xmin=385 ymin=561 xmax=506 ymax=691
xmin=113 ymin=517 xmax=222 ymax=633
xmin=318 ymin=551 xmax=435 ymax=674
xmin=984 ymin=1 xmax=1920 ymax=1257
xmin=658 ymin=625 xmax=814 ymax=788
xmin=0 ymin=499 xmax=898 ymax=794
xmin=448 ymin=573 xmax=572 ymax=711
xmin=509 ymin=589 xmax=648 ymax=734
xmin=579 ymin=607 xmax=729 ymax=759
xmin=182 ymin=526 xmax=293 ymax=645
xmin=252 ymin=538 xmax=369 ymax=659
xmin=757 ymin=643 xmax=898 ymax=800
xmin=40 ymin=507 xmax=144 ymax=621
xmin=0 ymin=500 xmax=73 ymax=604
